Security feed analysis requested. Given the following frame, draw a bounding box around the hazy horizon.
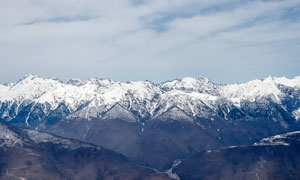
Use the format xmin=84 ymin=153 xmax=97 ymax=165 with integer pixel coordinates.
xmin=0 ymin=73 xmax=299 ymax=86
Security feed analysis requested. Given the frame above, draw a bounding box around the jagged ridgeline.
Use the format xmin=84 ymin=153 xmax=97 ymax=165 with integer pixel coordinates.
xmin=1 ymin=74 xmax=299 ymax=127
xmin=1 ymin=74 xmax=300 ymax=170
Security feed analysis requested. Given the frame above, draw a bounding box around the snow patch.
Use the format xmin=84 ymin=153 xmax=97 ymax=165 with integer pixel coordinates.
xmin=0 ymin=125 xmax=23 ymax=147
xmin=165 ymin=159 xmax=182 ymax=180
xmin=253 ymin=131 xmax=300 ymax=146
xmin=293 ymin=108 xmax=300 ymax=121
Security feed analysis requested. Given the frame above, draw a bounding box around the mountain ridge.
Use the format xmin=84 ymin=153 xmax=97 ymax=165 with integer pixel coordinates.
xmin=1 ymin=74 xmax=300 ymax=128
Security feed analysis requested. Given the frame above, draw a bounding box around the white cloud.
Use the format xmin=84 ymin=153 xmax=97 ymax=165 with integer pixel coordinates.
xmin=0 ymin=0 xmax=299 ymax=83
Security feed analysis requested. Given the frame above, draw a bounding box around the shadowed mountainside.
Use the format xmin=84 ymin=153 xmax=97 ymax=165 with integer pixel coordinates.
xmin=0 ymin=122 xmax=171 ymax=180
xmin=174 ymin=131 xmax=300 ymax=180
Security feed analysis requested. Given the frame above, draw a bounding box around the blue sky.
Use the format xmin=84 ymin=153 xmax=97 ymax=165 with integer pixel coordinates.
xmin=0 ymin=0 xmax=299 ymax=84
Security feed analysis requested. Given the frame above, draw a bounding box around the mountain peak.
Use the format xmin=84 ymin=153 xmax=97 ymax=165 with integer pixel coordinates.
xmin=20 ymin=74 xmax=40 ymax=81
xmin=181 ymin=77 xmax=211 ymax=83
xmin=181 ymin=77 xmax=198 ymax=82
xmin=17 ymin=74 xmax=63 ymax=85
xmin=67 ymin=78 xmax=85 ymax=86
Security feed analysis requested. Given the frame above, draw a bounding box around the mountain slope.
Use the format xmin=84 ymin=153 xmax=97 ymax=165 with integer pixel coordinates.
xmin=0 ymin=122 xmax=171 ymax=180
xmin=48 ymin=112 xmax=299 ymax=171
xmin=174 ymin=131 xmax=300 ymax=180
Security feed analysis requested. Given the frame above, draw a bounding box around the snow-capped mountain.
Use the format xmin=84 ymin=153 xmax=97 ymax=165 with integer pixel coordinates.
xmin=0 ymin=74 xmax=299 ymax=128
xmin=1 ymin=74 xmax=300 ymax=171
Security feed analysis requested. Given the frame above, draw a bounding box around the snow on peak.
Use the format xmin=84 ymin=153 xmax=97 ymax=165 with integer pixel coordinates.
xmin=220 ymin=77 xmax=284 ymax=102
xmin=0 ymin=75 xmax=63 ymax=102
xmin=219 ymin=76 xmax=300 ymax=103
xmin=0 ymin=75 xmax=299 ymax=123
xmin=256 ymin=76 xmax=300 ymax=88
xmin=181 ymin=77 xmax=213 ymax=89
xmin=181 ymin=77 xmax=199 ymax=87
xmin=84 ymin=78 xmax=114 ymax=86
xmin=268 ymin=76 xmax=300 ymax=88
xmin=21 ymin=74 xmax=39 ymax=80
xmin=161 ymin=77 xmax=217 ymax=95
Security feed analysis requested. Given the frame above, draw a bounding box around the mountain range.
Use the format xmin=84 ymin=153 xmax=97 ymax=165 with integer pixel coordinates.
xmin=1 ymin=74 xmax=299 ymax=126
xmin=1 ymin=74 xmax=300 ymax=173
